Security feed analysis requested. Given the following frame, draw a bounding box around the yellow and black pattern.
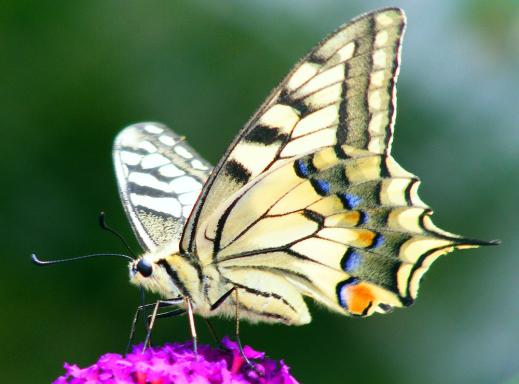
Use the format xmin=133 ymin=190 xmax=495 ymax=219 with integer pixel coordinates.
xmin=182 ymin=8 xmax=406 ymax=252
xmin=194 ymin=145 xmax=490 ymax=321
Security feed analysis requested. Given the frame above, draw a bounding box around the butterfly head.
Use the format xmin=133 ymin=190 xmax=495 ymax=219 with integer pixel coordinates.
xmin=129 ymin=251 xmax=184 ymax=298
xmin=131 ymin=258 xmax=153 ymax=278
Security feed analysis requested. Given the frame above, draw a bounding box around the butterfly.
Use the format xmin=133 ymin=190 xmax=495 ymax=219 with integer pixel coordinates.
xmin=112 ymin=7 xmax=494 ymax=335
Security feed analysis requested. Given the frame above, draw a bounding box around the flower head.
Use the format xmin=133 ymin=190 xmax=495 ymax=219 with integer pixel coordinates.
xmin=54 ymin=337 xmax=299 ymax=384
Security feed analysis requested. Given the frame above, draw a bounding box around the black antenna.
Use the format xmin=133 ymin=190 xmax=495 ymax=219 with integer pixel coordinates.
xmin=99 ymin=211 xmax=136 ymax=258
xmin=31 ymin=252 xmax=133 ymax=266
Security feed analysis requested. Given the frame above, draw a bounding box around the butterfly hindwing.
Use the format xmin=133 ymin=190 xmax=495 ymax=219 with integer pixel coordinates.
xmin=196 ymin=145 xmax=481 ymax=320
xmin=182 ymin=8 xmax=406 ymax=253
xmin=113 ymin=122 xmax=212 ymax=252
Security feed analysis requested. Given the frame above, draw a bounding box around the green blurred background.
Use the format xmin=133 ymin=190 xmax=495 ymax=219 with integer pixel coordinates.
xmin=2 ymin=0 xmax=518 ymax=383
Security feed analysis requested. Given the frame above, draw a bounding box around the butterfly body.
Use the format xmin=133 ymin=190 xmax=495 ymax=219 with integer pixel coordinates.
xmin=115 ymin=8 xmax=492 ymax=326
xmin=129 ymin=247 xmax=310 ymax=324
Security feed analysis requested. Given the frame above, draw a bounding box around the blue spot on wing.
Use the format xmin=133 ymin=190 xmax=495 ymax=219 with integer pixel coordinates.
xmin=294 ymin=159 xmax=309 ymax=178
xmin=358 ymin=211 xmax=368 ymax=225
xmin=338 ymin=193 xmax=362 ymax=209
xmin=342 ymin=249 xmax=362 ymax=272
xmin=311 ymin=179 xmax=331 ymax=196
xmin=371 ymin=234 xmax=384 ymax=249
xmin=337 ymin=277 xmax=359 ymax=309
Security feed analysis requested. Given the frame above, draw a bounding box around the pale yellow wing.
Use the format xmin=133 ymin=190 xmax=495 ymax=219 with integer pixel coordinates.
xmin=182 ymin=8 xmax=406 ymax=253
xmin=195 ymin=146 xmax=489 ymax=324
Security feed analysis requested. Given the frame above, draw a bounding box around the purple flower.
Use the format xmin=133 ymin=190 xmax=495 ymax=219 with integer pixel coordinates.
xmin=54 ymin=337 xmax=299 ymax=384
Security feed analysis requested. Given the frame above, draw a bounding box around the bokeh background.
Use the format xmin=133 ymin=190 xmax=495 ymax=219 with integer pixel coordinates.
xmin=2 ymin=1 xmax=518 ymax=383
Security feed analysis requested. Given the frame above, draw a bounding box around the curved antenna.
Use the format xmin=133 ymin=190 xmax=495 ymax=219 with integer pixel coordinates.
xmin=99 ymin=211 xmax=136 ymax=258
xmin=31 ymin=252 xmax=133 ymax=266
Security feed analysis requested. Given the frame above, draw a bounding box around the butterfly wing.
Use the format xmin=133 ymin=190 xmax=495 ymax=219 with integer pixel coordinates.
xmin=182 ymin=8 xmax=406 ymax=252
xmin=195 ymin=146 xmax=487 ymax=322
xmin=113 ymin=122 xmax=212 ymax=252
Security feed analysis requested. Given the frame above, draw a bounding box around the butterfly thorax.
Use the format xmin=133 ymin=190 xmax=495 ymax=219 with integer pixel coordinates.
xmin=130 ymin=251 xmax=248 ymax=321
xmin=128 ymin=246 xmax=227 ymax=316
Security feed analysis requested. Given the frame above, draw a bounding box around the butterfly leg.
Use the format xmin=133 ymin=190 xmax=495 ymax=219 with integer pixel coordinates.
xmin=151 ymin=308 xmax=186 ymax=320
xmin=126 ymin=297 xmax=183 ymax=353
xmin=127 ymin=301 xmax=160 ymax=352
xmin=143 ymin=297 xmax=217 ymax=354
xmin=142 ymin=301 xmax=161 ymax=352
xmin=210 ymin=287 xmax=261 ymax=375
xmin=203 ymin=318 xmax=220 ymax=346
xmin=209 ymin=286 xmax=237 ymax=311
xmin=185 ymin=297 xmax=198 ymax=355
xmin=233 ymin=288 xmax=262 ymax=375
xmin=128 ymin=298 xmax=182 ymax=352
xmin=143 ymin=306 xmax=186 ymax=351
xmin=144 ymin=308 xmax=186 ymax=344
xmin=144 ymin=305 xmax=217 ymax=352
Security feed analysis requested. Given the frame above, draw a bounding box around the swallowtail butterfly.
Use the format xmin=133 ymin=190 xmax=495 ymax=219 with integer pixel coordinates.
xmin=114 ymin=7 xmax=493 ymax=325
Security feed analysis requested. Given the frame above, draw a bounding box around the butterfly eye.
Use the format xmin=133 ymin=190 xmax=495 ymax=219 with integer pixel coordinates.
xmin=136 ymin=259 xmax=153 ymax=277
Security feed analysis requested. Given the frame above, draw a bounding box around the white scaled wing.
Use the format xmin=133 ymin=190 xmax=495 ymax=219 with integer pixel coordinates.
xmin=113 ymin=122 xmax=212 ymax=252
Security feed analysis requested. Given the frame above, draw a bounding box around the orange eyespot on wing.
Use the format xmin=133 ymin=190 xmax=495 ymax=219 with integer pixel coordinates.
xmin=337 ymin=279 xmax=376 ymax=316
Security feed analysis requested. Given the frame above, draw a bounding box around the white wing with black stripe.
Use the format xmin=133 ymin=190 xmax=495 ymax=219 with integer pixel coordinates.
xmin=113 ymin=122 xmax=212 ymax=252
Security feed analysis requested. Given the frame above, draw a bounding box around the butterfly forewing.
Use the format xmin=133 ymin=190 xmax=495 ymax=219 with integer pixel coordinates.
xmin=113 ymin=122 xmax=212 ymax=252
xmin=182 ymin=8 xmax=406 ymax=253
